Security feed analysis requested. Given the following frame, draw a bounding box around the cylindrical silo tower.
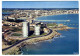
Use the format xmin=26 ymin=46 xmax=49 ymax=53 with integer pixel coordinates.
xmin=35 ymin=24 xmax=40 ymax=35
xmin=22 ymin=21 xmax=30 ymax=37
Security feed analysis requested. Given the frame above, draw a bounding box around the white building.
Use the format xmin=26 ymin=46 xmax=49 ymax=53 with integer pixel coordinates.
xmin=35 ymin=24 xmax=40 ymax=35
xmin=43 ymin=28 xmax=49 ymax=33
xmin=22 ymin=21 xmax=30 ymax=37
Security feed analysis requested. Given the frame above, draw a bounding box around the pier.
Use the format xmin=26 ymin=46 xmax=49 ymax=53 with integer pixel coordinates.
xmin=35 ymin=20 xmax=70 ymax=22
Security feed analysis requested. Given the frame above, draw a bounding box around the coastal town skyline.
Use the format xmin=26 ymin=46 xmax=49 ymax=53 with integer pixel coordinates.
xmin=2 ymin=1 xmax=78 ymax=8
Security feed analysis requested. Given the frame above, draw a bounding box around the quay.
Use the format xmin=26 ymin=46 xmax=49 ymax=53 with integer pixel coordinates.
xmin=35 ymin=20 xmax=70 ymax=22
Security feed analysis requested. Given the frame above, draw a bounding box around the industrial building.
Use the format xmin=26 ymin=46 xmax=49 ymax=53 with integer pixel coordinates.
xmin=22 ymin=21 xmax=30 ymax=37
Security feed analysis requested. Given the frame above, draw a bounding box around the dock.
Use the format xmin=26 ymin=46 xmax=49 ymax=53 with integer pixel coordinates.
xmin=35 ymin=20 xmax=70 ymax=22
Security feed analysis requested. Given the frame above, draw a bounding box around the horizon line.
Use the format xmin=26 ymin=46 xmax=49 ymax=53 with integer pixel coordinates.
xmin=2 ymin=8 xmax=79 ymax=9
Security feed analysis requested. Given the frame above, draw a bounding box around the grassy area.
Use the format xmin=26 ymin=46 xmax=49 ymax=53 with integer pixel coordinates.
xmin=47 ymin=23 xmax=57 ymax=26
xmin=27 ymin=32 xmax=47 ymax=38
xmin=11 ymin=27 xmax=22 ymax=32
xmin=11 ymin=33 xmax=22 ymax=36
xmin=40 ymin=33 xmax=47 ymax=36
xmin=7 ymin=32 xmax=11 ymax=35
xmin=47 ymin=23 xmax=58 ymax=29
xmin=28 ymin=35 xmax=36 ymax=38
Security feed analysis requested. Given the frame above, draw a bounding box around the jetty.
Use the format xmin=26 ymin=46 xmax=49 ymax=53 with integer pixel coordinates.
xmin=35 ymin=20 xmax=70 ymax=22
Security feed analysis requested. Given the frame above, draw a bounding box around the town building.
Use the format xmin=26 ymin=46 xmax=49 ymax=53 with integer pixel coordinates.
xmin=58 ymin=24 xmax=64 ymax=27
xmin=43 ymin=28 xmax=49 ymax=33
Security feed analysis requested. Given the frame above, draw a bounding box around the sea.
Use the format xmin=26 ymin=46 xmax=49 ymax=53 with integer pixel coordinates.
xmin=2 ymin=8 xmax=79 ymax=55
xmin=21 ymin=14 xmax=79 ymax=55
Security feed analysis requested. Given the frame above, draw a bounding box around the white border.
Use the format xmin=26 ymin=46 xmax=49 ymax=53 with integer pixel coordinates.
xmin=1 ymin=0 xmax=79 ymax=1
xmin=0 ymin=0 xmax=80 ymax=56
xmin=0 ymin=0 xmax=2 ymax=55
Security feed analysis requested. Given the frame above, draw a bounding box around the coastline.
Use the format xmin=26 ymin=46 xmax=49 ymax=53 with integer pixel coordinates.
xmin=2 ymin=26 xmax=75 ymax=55
xmin=2 ymin=13 xmax=78 ymax=55
xmin=35 ymin=13 xmax=78 ymax=20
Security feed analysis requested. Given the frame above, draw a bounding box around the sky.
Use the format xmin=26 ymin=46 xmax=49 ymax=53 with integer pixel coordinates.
xmin=2 ymin=1 xmax=78 ymax=8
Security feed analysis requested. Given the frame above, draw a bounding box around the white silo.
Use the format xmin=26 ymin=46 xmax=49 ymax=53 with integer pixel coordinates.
xmin=35 ymin=24 xmax=40 ymax=35
xmin=22 ymin=21 xmax=30 ymax=37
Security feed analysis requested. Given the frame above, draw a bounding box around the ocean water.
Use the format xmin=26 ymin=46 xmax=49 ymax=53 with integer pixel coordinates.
xmin=2 ymin=8 xmax=78 ymax=10
xmin=19 ymin=14 xmax=79 ymax=55
xmin=37 ymin=14 xmax=79 ymax=26
xmin=2 ymin=12 xmax=13 ymax=19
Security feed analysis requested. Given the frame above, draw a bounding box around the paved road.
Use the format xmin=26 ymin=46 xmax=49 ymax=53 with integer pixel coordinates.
xmin=2 ymin=29 xmax=53 ymax=51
